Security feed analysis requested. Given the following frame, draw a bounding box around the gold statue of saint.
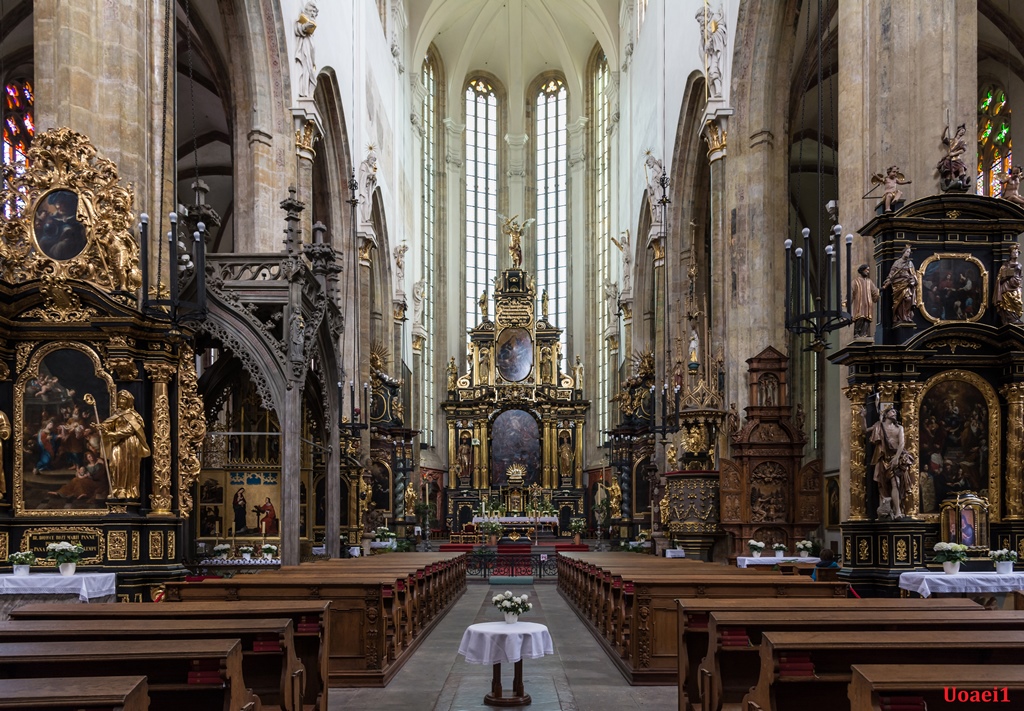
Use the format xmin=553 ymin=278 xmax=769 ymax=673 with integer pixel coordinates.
xmin=608 ymin=476 xmax=622 ymax=518
xmin=0 ymin=411 xmax=9 ymax=497
xmin=94 ymin=390 xmax=151 ymax=499
xmin=659 ymin=490 xmax=671 ymax=527
xmin=479 ymin=291 xmax=489 ymax=322
xmin=501 ymin=215 xmax=534 ymax=269
xmin=404 ymin=482 xmax=418 ymax=513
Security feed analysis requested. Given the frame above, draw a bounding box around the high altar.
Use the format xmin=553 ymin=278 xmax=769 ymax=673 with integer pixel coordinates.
xmin=442 ymin=220 xmax=589 ymax=535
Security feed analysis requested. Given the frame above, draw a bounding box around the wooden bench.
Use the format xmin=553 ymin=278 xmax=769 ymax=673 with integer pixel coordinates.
xmin=742 ymin=630 xmax=1024 ymax=711
xmin=0 ymin=617 xmax=302 ymax=711
xmin=848 ymin=664 xmax=1024 ymax=711
xmin=702 ymin=609 xmax=1024 ymax=711
xmin=11 ymin=599 xmax=330 ymax=711
xmin=0 ymin=676 xmax=149 ymax=710
xmin=675 ymin=597 xmax=983 ymax=711
xmin=0 ymin=639 xmax=257 ymax=711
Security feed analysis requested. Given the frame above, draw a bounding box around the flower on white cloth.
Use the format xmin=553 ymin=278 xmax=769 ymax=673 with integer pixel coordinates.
xmin=990 ymin=549 xmax=1018 ymax=562
xmin=795 ymin=540 xmax=814 ymax=551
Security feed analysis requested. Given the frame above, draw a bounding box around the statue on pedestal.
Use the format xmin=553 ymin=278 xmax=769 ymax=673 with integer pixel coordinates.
xmin=851 ymin=264 xmax=879 ymax=338
xmin=446 ymin=357 xmax=458 ymax=391
xmin=999 ymin=166 xmax=1024 ymax=206
xmin=867 ymin=405 xmax=914 ymax=520
xmin=94 ymin=390 xmax=151 ymax=499
xmin=294 ymin=2 xmax=319 ymax=98
xmin=871 ymin=166 xmax=912 ymax=213
xmin=994 ymin=244 xmax=1023 ymax=325
xmin=936 ymin=124 xmax=970 ymax=192
xmin=881 ymin=245 xmax=917 ymax=326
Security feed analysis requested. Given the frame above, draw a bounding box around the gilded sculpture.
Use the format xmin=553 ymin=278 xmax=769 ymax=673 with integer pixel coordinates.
xmin=607 ymin=476 xmax=622 ymax=518
xmin=94 ymin=390 xmax=151 ymax=500
xmin=994 ymin=244 xmax=1023 ymax=325
xmin=500 ymin=215 xmax=533 ymax=270
xmin=0 ymin=411 xmax=9 ymax=497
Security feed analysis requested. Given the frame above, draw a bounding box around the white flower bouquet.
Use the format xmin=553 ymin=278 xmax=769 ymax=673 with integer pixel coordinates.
xmin=491 ymin=590 xmax=533 ymax=617
xmin=747 ymin=539 xmax=765 ymax=553
xmin=933 ymin=542 xmax=969 ymax=564
xmin=237 ymin=545 xmax=255 ymax=555
xmin=261 ymin=544 xmax=279 ymax=556
xmin=772 ymin=542 xmax=787 ymax=551
xmin=8 ymin=551 xmax=36 ymax=565
xmin=373 ymin=527 xmax=397 ymax=541
xmin=213 ymin=543 xmax=232 ymax=557
xmin=990 ymin=549 xmax=1018 ymax=562
xmin=795 ymin=540 xmax=814 ymax=552
xmin=45 ymin=541 xmax=84 ymax=565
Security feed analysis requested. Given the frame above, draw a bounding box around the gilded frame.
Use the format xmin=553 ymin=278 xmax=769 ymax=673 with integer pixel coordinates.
xmin=30 ymin=188 xmax=93 ymax=262
xmin=912 ymin=370 xmax=1001 ymax=523
xmin=13 ymin=342 xmax=116 ymax=516
xmin=915 ymin=252 xmax=988 ymax=324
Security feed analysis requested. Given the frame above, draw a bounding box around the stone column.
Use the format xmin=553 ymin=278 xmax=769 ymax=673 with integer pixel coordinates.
xmin=294 ymin=117 xmax=321 ymax=242
xmin=1001 ymin=384 xmax=1024 ymax=520
xmin=358 ymin=235 xmax=375 ymax=460
xmin=899 ymin=382 xmax=924 ymax=519
xmin=505 ymin=133 xmax=529 ymax=271
xmin=843 ymin=384 xmax=872 ymax=521
xmin=703 ymin=116 xmax=728 ymax=416
xmin=144 ymin=362 xmax=177 ymax=517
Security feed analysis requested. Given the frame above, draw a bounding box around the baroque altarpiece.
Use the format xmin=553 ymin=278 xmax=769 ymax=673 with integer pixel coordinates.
xmin=0 ymin=129 xmax=204 ymax=599
xmin=443 ymin=244 xmax=588 ymax=536
xmin=832 ymin=193 xmax=1024 ymax=594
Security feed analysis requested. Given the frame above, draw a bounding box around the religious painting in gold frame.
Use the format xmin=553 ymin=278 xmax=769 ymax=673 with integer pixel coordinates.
xmin=915 ymin=253 xmax=988 ymax=324
xmin=32 ymin=189 xmax=91 ymax=261
xmin=13 ymin=343 xmax=116 ymax=516
xmin=913 ymin=370 xmax=1000 ymax=522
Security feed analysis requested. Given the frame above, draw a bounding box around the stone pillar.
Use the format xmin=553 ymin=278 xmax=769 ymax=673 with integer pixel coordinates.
xmin=837 ymin=0 xmax=977 ymax=523
xmin=899 ymin=382 xmax=924 ymax=519
xmin=144 ymin=362 xmax=177 ymax=517
xmin=704 ymin=116 xmax=729 ymax=458
xmin=843 ymin=384 xmax=872 ymax=521
xmin=1001 ymin=384 xmax=1024 ymax=520
xmin=443 ymin=117 xmax=466 ymax=360
xmin=358 ymin=235 xmax=375 ymax=460
xmin=294 ymin=117 xmax=321 ymax=242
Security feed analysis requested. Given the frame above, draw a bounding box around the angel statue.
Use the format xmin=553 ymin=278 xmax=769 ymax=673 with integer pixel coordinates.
xmin=499 ymin=214 xmax=535 ymax=269
xmin=871 ymin=166 xmax=912 ymax=213
xmin=936 ymin=124 xmax=969 ymax=192
xmin=999 ymin=166 xmax=1024 ymax=207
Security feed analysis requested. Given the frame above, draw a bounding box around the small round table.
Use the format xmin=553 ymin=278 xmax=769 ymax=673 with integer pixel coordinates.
xmin=458 ymin=620 xmax=554 ymax=706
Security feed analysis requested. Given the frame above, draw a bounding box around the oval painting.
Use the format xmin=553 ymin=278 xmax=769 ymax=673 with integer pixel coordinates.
xmin=496 ymin=328 xmax=533 ymax=382
xmin=33 ymin=189 xmax=88 ymax=261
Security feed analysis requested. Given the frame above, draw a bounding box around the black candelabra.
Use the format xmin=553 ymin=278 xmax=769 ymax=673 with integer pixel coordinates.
xmin=783 ymin=222 xmax=853 ymax=350
xmin=139 ymin=211 xmax=207 ymax=331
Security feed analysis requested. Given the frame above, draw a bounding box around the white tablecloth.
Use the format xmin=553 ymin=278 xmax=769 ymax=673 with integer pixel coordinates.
xmin=0 ymin=573 xmax=116 ymax=602
xmin=665 ymin=549 xmax=687 ymax=558
xmin=737 ymin=555 xmax=820 ymax=568
xmin=899 ymin=571 xmax=1024 ymax=598
xmin=458 ymin=621 xmax=554 ymax=665
xmin=472 ymin=516 xmax=559 ymax=525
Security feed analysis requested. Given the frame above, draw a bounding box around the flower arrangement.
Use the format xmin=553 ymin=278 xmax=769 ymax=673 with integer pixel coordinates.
xmin=213 ymin=543 xmax=232 ymax=557
xmin=795 ymin=540 xmax=814 ymax=552
xmin=990 ymin=549 xmax=1018 ymax=562
xmin=748 ymin=539 xmax=765 ymax=554
xmin=933 ymin=542 xmax=969 ymax=563
xmin=261 ymin=544 xmax=279 ymax=556
xmin=373 ymin=527 xmax=397 ymax=541
xmin=569 ymin=519 xmax=587 ymax=535
xmin=772 ymin=542 xmax=787 ymax=552
xmin=491 ymin=590 xmax=533 ymax=616
xmin=237 ymin=545 xmax=255 ymax=555
xmin=636 ymin=531 xmax=650 ymax=543
xmin=479 ymin=520 xmax=504 ymax=536
xmin=8 ymin=551 xmax=36 ymax=565
xmin=46 ymin=542 xmax=84 ymax=565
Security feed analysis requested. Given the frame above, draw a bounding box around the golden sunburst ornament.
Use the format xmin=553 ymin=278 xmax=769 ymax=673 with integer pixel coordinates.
xmin=506 ymin=463 xmax=527 ymax=486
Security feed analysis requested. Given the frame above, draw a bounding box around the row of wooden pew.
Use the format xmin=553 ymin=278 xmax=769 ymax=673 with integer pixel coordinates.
xmin=0 ymin=551 xmax=466 ymax=710
xmin=556 ymin=552 xmax=848 ymax=684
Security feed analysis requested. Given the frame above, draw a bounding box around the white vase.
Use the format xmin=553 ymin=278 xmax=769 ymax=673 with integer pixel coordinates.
xmin=59 ymin=562 xmax=76 ymax=576
xmin=996 ymin=560 xmax=1014 ymax=575
xmin=942 ymin=561 xmax=961 ymax=575
xmin=504 ymin=612 xmax=519 ymax=624
xmin=12 ymin=565 xmax=29 ymax=576
xmin=774 ymin=549 xmax=785 ymax=557
xmin=263 ymin=553 xmax=275 ymax=560
xmin=799 ymin=551 xmax=809 ymax=558
xmin=241 ymin=552 xmax=252 ymax=560
xmin=751 ymin=550 xmax=762 ymax=558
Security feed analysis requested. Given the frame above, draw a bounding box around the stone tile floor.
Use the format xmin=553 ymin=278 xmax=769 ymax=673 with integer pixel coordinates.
xmin=327 ymin=582 xmax=678 ymax=711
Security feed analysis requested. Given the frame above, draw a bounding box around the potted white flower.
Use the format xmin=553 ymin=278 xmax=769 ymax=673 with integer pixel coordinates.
xmin=795 ymin=540 xmax=814 ymax=558
xmin=8 ymin=551 xmax=36 ymax=576
xmin=46 ymin=541 xmax=84 ymax=576
xmin=990 ymin=549 xmax=1018 ymax=575
xmin=261 ymin=543 xmax=279 ymax=560
xmin=213 ymin=543 xmax=231 ymax=559
xmin=933 ymin=542 xmax=969 ymax=575
xmin=772 ymin=542 xmax=788 ymax=557
xmin=569 ymin=518 xmax=586 ymax=545
xmin=490 ymin=590 xmax=534 ymax=624
xmin=747 ymin=539 xmax=765 ymax=558
xmin=237 ymin=544 xmax=255 ymax=560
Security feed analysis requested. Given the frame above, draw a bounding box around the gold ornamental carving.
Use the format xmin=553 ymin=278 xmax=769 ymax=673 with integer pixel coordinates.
xmin=106 ymin=357 xmax=138 ymax=381
xmin=107 ymin=530 xmax=127 ymax=560
xmin=168 ymin=530 xmax=175 ymax=559
xmin=23 ymin=273 xmax=97 ymax=322
xmin=844 ymin=384 xmax=872 ymax=521
xmin=132 ymin=531 xmax=140 ymax=559
xmin=15 ymin=342 xmax=35 ymax=373
xmin=844 ymin=537 xmax=852 ymax=562
xmin=177 ymin=345 xmax=206 ymax=517
xmin=295 ymin=119 xmax=318 ymax=155
xmin=703 ymin=119 xmax=727 ymax=160
xmin=929 ymin=339 xmax=980 ymax=354
xmin=1001 ymin=383 xmax=1024 ymax=520
xmin=149 ymin=531 xmax=164 ymax=560
xmin=0 ymin=533 xmax=7 ymax=560
xmin=358 ymin=238 xmax=374 ymax=263
xmin=144 ymin=362 xmax=175 ymax=516
xmin=880 ymin=537 xmax=889 ymax=563
xmin=0 ymin=127 xmax=142 ymax=295
xmin=0 ymin=361 xmax=9 ymax=381
xmin=858 ymin=539 xmax=870 ymax=562
xmin=896 ymin=538 xmax=908 ymax=562
xmin=899 ymin=382 xmax=923 ymax=519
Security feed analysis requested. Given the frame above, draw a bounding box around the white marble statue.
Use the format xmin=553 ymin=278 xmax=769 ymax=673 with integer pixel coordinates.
xmin=412 ymin=280 xmax=426 ymax=326
xmin=393 ymin=243 xmax=408 ymax=283
xmin=696 ymin=5 xmax=727 ymax=98
xmin=294 ymin=2 xmax=319 ymax=98
xmin=611 ymin=230 xmax=633 ymax=296
xmin=358 ymin=147 xmax=378 ymax=225
xmin=603 ymin=278 xmax=620 ymax=325
xmin=644 ymin=153 xmax=665 ymax=228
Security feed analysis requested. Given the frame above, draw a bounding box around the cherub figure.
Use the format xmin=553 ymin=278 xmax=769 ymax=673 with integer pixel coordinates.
xmin=999 ymin=166 xmax=1024 ymax=207
xmin=871 ymin=166 xmax=912 ymax=212
xmin=936 ymin=124 xmax=969 ymax=192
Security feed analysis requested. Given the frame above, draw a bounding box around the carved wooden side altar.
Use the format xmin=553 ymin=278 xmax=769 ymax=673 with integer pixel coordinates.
xmin=0 ymin=129 xmax=205 ymax=600
xmin=442 ymin=233 xmax=589 ymax=536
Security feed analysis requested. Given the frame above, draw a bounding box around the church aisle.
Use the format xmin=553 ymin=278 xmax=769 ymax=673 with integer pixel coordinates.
xmin=327 ymin=580 xmax=677 ymax=711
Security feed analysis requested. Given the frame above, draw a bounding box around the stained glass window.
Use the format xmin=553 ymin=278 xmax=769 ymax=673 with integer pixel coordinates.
xmin=2 ymin=78 xmax=33 ymax=167
xmin=420 ymin=55 xmax=438 ymax=446
xmin=465 ymin=78 xmax=499 ymax=327
xmin=978 ymin=83 xmax=1011 ymax=197
xmin=592 ymin=54 xmax=611 ymax=436
xmin=535 ymin=77 xmax=568 ymax=353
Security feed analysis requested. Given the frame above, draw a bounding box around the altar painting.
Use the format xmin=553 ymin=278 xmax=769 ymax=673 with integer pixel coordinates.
xmin=917 ymin=374 xmax=995 ymax=515
xmin=496 ymin=328 xmax=533 ymax=382
xmin=917 ymin=254 xmax=987 ymax=323
xmin=17 ymin=346 xmax=113 ymax=513
xmin=33 ymin=189 xmax=89 ymax=261
xmin=227 ymin=472 xmax=280 ymax=536
xmin=490 ymin=409 xmax=540 ymax=486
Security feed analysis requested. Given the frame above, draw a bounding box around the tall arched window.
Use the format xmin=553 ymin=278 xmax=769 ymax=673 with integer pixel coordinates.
xmin=590 ymin=52 xmax=611 ymax=436
xmin=978 ymin=83 xmax=1011 ymax=196
xmin=2 ymin=78 xmax=33 ymax=167
xmin=420 ymin=51 xmax=440 ymax=446
xmin=535 ymin=77 xmax=568 ymax=351
xmin=465 ymin=77 xmax=499 ymax=326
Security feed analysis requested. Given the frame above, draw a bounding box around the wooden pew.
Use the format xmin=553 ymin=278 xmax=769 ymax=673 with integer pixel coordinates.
xmin=742 ymin=630 xmax=1024 ymax=711
xmin=703 ymin=609 xmax=1024 ymax=711
xmin=848 ymin=664 xmax=1024 ymax=711
xmin=11 ymin=600 xmax=330 ymax=711
xmin=676 ymin=597 xmax=983 ymax=711
xmin=0 ymin=618 xmax=302 ymax=711
xmin=0 ymin=639 xmax=257 ymax=711
xmin=0 ymin=676 xmax=149 ymax=710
